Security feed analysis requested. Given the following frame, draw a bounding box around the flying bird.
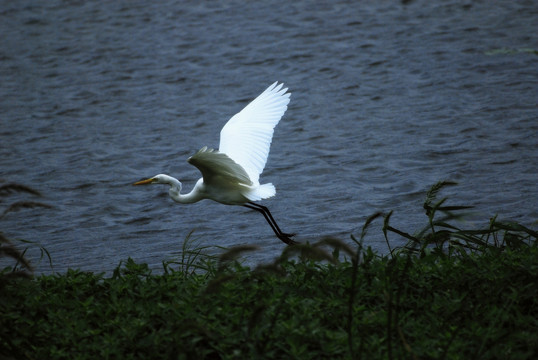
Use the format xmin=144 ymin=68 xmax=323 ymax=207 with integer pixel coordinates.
xmin=133 ymin=82 xmax=296 ymax=245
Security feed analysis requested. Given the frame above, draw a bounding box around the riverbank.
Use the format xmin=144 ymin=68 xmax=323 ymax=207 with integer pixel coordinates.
xmin=1 ymin=183 xmax=537 ymax=359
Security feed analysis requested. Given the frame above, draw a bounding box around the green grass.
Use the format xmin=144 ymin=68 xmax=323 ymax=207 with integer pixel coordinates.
xmin=1 ymin=182 xmax=537 ymax=359
xmin=0 ymin=183 xmax=52 ymax=282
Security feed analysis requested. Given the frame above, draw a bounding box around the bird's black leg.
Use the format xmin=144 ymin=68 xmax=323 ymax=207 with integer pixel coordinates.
xmin=243 ymin=202 xmax=296 ymax=245
xmin=246 ymin=202 xmax=288 ymax=235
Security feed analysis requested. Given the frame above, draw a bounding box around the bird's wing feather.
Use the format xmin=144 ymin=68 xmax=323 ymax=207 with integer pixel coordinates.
xmin=219 ymin=82 xmax=290 ymax=183
xmin=188 ymin=147 xmax=253 ymax=186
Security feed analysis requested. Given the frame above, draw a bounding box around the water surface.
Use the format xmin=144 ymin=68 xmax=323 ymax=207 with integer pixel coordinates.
xmin=1 ymin=1 xmax=537 ymax=273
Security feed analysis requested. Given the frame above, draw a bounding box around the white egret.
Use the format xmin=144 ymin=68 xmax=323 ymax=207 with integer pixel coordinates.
xmin=133 ymin=82 xmax=296 ymax=245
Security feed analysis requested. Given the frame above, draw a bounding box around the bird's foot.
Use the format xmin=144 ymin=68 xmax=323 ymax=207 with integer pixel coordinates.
xmin=278 ymin=233 xmax=298 ymax=246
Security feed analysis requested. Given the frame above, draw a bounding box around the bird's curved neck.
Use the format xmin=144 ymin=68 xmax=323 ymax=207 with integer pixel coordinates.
xmin=171 ymin=189 xmax=202 ymax=204
xmin=165 ymin=177 xmax=202 ymax=204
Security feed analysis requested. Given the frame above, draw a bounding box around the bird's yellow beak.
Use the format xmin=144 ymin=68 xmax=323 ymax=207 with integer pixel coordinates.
xmin=133 ymin=178 xmax=155 ymax=186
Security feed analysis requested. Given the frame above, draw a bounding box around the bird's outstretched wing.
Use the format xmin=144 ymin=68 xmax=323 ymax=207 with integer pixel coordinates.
xmin=219 ymin=82 xmax=290 ymax=184
xmin=188 ymin=147 xmax=253 ymax=186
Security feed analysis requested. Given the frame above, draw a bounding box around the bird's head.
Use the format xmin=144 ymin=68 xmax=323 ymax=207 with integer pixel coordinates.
xmin=133 ymin=174 xmax=166 ymax=185
xmin=134 ymin=174 xmax=183 ymax=202
xmin=133 ymin=174 xmax=182 ymax=189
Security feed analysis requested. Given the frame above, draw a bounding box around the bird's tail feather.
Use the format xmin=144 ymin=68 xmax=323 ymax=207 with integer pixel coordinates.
xmin=245 ymin=183 xmax=276 ymax=201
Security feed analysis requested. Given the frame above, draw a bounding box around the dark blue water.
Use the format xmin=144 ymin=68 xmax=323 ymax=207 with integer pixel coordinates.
xmin=1 ymin=1 xmax=537 ymax=273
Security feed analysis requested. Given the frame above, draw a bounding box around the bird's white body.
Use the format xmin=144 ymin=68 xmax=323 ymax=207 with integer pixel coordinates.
xmin=135 ymin=82 xmax=291 ymax=205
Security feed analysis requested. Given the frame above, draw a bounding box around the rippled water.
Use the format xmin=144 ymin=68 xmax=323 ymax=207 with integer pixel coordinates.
xmin=1 ymin=1 xmax=537 ymax=273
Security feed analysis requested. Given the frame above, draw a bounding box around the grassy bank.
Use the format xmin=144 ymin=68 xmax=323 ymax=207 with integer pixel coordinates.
xmin=1 ymin=183 xmax=537 ymax=359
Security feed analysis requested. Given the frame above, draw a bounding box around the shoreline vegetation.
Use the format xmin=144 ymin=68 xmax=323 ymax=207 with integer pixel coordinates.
xmin=1 ymin=182 xmax=537 ymax=359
